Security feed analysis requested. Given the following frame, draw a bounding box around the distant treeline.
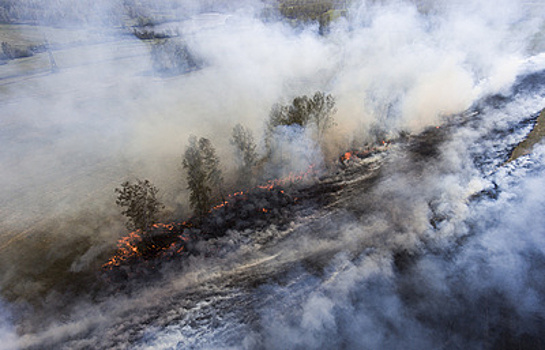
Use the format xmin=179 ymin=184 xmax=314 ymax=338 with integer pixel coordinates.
xmin=278 ymin=0 xmax=350 ymax=18
xmin=0 ymin=0 xmax=351 ymax=28
xmin=0 ymin=41 xmax=45 ymax=61
xmin=263 ymin=0 xmax=350 ymax=31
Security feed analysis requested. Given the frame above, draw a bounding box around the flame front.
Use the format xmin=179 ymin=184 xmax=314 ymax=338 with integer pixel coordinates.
xmin=103 ymin=165 xmax=319 ymax=269
xmin=104 ymin=144 xmax=395 ymax=270
xmin=102 ymin=222 xmax=189 ymax=269
xmin=104 ymin=146 xmax=395 ymax=270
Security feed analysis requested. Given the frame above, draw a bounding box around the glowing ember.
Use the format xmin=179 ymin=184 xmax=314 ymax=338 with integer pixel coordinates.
xmin=103 ymin=165 xmax=319 ymax=269
xmin=340 ymin=151 xmax=353 ymax=162
xmin=339 ymin=142 xmax=391 ymax=167
xmin=257 ymin=164 xmax=317 ymax=191
xmin=102 ymin=222 xmax=189 ymax=269
xmin=104 ymin=146 xmax=398 ymax=270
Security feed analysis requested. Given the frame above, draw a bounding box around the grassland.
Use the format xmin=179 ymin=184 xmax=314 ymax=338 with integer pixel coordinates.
xmin=262 ymin=0 xmax=350 ymax=30
xmin=509 ymin=108 xmax=545 ymax=162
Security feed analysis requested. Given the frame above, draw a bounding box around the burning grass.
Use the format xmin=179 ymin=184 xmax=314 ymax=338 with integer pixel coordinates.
xmin=339 ymin=142 xmax=390 ymax=167
xmin=102 ymin=138 xmax=398 ymax=275
xmin=102 ymin=165 xmax=321 ymax=271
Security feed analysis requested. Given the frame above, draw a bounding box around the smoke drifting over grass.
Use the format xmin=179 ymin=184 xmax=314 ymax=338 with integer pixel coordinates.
xmin=1 ymin=0 xmax=543 ymax=224
xmin=1 ymin=0 xmax=545 ymax=349
xmin=0 ymin=302 xmax=18 ymax=350
xmin=244 ymin=147 xmax=545 ymax=350
xmin=134 ymin=73 xmax=545 ymax=349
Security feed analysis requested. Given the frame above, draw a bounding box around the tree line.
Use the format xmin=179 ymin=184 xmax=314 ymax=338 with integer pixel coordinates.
xmin=115 ymin=91 xmax=337 ymax=234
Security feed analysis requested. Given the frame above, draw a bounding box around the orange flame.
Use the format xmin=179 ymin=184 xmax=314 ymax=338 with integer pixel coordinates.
xmin=104 ymin=165 xmax=318 ymax=269
xmin=340 ymin=151 xmax=353 ymax=162
xmin=257 ymin=164 xmax=316 ymax=191
xmin=102 ymin=222 xmax=188 ymax=269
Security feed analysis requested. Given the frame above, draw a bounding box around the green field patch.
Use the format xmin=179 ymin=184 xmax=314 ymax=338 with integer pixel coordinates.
xmin=509 ymin=108 xmax=545 ymax=162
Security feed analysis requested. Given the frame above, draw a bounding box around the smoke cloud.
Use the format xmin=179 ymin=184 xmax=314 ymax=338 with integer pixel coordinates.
xmin=0 ymin=301 xmax=18 ymax=350
xmin=240 ymin=143 xmax=545 ymax=350
xmin=1 ymin=0 xmax=545 ymax=348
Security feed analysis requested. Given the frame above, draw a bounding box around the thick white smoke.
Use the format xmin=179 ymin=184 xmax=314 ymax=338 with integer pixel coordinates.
xmin=2 ymin=0 xmax=545 ymax=349
xmin=1 ymin=0 xmax=543 ymax=226
xmin=239 ymin=145 xmax=545 ymax=350
xmin=131 ymin=69 xmax=545 ymax=350
xmin=0 ymin=301 xmax=18 ymax=350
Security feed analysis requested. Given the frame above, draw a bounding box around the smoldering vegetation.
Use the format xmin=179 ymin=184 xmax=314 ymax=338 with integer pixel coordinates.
xmin=12 ymin=68 xmax=545 ymax=349
xmin=1 ymin=0 xmax=545 ymax=349
xmin=130 ymin=71 xmax=545 ymax=350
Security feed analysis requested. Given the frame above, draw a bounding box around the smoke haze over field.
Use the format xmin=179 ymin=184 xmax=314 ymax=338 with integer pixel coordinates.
xmin=1 ymin=0 xmax=543 ymax=225
xmin=1 ymin=0 xmax=545 ymax=349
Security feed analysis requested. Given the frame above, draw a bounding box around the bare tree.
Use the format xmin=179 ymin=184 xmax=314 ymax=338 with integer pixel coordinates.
xmin=115 ymin=179 xmax=164 ymax=233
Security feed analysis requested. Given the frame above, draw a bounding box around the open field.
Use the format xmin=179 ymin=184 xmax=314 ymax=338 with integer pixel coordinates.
xmin=509 ymin=108 xmax=545 ymax=162
xmin=0 ymin=25 xmax=150 ymax=236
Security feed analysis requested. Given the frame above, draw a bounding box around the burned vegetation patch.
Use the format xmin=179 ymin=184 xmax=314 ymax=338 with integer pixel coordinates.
xmin=201 ymin=188 xmax=299 ymax=236
xmin=408 ymin=126 xmax=450 ymax=161
xmin=102 ymin=186 xmax=307 ymax=281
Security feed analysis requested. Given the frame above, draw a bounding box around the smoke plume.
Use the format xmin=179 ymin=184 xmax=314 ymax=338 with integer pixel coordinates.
xmin=1 ymin=0 xmax=545 ymax=349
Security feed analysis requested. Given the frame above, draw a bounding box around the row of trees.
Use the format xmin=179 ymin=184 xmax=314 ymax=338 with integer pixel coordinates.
xmin=115 ymin=91 xmax=336 ymax=233
xmin=113 ymin=127 xmax=253 ymax=232
xmin=273 ymin=0 xmax=350 ymax=34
